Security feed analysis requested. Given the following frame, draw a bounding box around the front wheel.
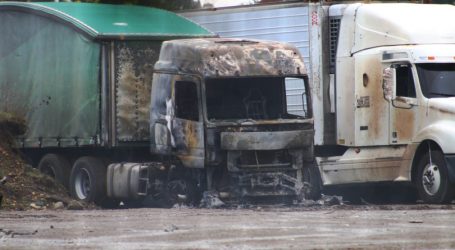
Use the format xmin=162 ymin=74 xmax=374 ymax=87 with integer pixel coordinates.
xmin=416 ymin=150 xmax=455 ymax=204
xmin=69 ymin=157 xmax=107 ymax=204
xmin=302 ymin=166 xmax=322 ymax=200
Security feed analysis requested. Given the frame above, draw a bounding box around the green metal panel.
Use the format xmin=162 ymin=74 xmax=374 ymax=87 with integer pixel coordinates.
xmin=0 ymin=2 xmax=213 ymax=39
xmin=0 ymin=10 xmax=100 ymax=147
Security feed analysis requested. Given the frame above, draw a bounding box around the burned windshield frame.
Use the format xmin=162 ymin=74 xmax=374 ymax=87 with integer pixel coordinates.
xmin=203 ymin=76 xmax=310 ymax=122
xmin=416 ymin=63 xmax=455 ymax=98
xmin=285 ymin=77 xmax=310 ymax=118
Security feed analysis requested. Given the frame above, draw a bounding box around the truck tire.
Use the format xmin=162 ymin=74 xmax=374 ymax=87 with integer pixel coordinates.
xmin=70 ymin=156 xmax=107 ymax=204
xmin=38 ymin=154 xmax=70 ymax=188
xmin=302 ymin=166 xmax=322 ymax=200
xmin=416 ymin=150 xmax=455 ymax=204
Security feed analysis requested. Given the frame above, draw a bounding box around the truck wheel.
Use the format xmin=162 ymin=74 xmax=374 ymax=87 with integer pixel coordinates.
xmin=38 ymin=154 xmax=70 ymax=188
xmin=302 ymin=166 xmax=322 ymax=200
xmin=416 ymin=150 xmax=455 ymax=204
xmin=70 ymin=157 xmax=107 ymax=204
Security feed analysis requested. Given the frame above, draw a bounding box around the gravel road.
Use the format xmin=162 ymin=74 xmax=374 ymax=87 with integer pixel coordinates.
xmin=1 ymin=205 xmax=455 ymax=249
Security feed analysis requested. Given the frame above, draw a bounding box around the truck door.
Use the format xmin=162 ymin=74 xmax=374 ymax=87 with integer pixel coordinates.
xmin=171 ymin=76 xmax=205 ymax=168
xmin=388 ymin=64 xmax=419 ymax=144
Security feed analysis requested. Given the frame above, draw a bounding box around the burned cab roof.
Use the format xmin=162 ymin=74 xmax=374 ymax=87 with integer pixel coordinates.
xmin=154 ymin=38 xmax=307 ymax=77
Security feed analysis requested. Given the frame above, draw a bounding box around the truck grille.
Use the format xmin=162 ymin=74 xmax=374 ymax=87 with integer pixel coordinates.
xmin=329 ymin=16 xmax=341 ymax=74
xmin=237 ymin=150 xmax=292 ymax=171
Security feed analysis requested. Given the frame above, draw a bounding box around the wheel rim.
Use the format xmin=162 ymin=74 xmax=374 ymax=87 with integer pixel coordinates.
xmin=74 ymin=168 xmax=91 ymax=200
xmin=422 ymin=163 xmax=442 ymax=196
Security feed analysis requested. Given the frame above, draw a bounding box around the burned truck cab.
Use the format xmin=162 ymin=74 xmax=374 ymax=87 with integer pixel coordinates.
xmin=150 ymin=38 xmax=317 ymax=200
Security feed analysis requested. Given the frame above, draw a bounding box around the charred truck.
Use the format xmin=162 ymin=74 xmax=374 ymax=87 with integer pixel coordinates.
xmin=0 ymin=2 xmax=317 ymax=205
xmin=145 ymin=39 xmax=316 ymax=202
xmin=183 ymin=2 xmax=455 ymax=203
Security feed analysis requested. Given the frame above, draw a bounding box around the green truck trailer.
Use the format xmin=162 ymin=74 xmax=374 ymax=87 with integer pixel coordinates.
xmin=0 ymin=2 xmax=212 ymax=204
xmin=0 ymin=2 xmax=319 ymax=206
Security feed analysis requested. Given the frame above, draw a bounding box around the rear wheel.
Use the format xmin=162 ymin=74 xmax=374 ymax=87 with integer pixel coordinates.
xmin=70 ymin=157 xmax=107 ymax=205
xmin=416 ymin=150 xmax=455 ymax=204
xmin=38 ymin=154 xmax=70 ymax=188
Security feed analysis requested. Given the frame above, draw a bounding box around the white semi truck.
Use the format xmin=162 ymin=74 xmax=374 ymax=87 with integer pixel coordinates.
xmin=183 ymin=2 xmax=455 ymax=203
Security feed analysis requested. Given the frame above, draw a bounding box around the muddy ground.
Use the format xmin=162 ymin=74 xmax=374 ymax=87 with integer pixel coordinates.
xmin=1 ymin=205 xmax=455 ymax=249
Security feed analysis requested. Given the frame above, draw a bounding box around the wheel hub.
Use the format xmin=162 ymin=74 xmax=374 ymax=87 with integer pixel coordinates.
xmin=422 ymin=164 xmax=441 ymax=196
xmin=74 ymin=169 xmax=91 ymax=200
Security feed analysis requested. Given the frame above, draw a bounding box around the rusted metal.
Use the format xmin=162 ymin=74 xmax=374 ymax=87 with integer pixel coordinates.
xmin=232 ymin=172 xmax=304 ymax=198
xmin=155 ymin=38 xmax=307 ymax=78
xmin=221 ymin=130 xmax=313 ymax=150
xmin=115 ymin=41 xmax=159 ymax=142
xmin=171 ymin=118 xmax=205 ymax=169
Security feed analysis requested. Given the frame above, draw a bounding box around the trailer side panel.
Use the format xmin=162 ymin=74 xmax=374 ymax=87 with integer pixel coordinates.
xmin=0 ymin=10 xmax=101 ymax=148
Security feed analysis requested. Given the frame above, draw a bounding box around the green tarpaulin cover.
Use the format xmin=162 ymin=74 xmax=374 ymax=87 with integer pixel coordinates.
xmin=0 ymin=11 xmax=100 ymax=147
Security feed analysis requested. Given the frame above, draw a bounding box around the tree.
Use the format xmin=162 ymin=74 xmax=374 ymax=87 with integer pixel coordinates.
xmin=76 ymin=0 xmax=201 ymax=10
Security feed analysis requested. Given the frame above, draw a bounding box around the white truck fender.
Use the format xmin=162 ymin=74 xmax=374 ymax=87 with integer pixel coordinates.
xmin=414 ymin=121 xmax=455 ymax=154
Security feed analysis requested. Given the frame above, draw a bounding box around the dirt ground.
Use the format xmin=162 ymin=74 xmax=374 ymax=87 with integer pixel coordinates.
xmin=2 ymin=112 xmax=455 ymax=249
xmin=1 ymin=205 xmax=455 ymax=249
xmin=0 ymin=112 xmax=92 ymax=211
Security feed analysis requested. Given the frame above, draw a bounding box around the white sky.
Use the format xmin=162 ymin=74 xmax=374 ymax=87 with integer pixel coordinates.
xmin=200 ymin=0 xmax=255 ymax=7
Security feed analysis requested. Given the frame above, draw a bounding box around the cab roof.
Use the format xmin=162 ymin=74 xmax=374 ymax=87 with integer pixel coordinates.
xmin=155 ymin=38 xmax=307 ymax=77
xmin=0 ymin=2 xmax=214 ymax=39
xmin=339 ymin=3 xmax=455 ymax=54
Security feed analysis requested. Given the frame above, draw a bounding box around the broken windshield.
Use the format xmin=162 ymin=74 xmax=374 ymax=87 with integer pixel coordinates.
xmin=205 ymin=77 xmax=309 ymax=121
xmin=416 ymin=63 xmax=455 ymax=98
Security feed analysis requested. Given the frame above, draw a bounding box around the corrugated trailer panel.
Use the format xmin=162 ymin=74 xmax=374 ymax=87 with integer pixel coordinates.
xmin=182 ymin=4 xmax=310 ymax=117
xmin=0 ymin=10 xmax=101 ymax=148
xmin=183 ymin=4 xmax=310 ymax=66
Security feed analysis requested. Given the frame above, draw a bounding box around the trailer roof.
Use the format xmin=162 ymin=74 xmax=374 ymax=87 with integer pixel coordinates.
xmin=0 ymin=2 xmax=214 ymax=39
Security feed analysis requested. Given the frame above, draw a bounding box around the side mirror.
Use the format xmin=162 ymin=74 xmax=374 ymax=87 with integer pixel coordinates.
xmin=382 ymin=67 xmax=396 ymax=101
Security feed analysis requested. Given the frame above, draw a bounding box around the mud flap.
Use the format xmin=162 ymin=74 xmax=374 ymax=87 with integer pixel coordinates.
xmin=444 ymin=155 xmax=455 ymax=183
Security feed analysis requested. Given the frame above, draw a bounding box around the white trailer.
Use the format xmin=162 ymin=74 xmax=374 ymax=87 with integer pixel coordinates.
xmin=182 ymin=2 xmax=455 ymax=203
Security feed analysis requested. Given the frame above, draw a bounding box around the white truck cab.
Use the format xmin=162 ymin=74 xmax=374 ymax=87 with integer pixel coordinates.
xmin=318 ymin=3 xmax=455 ymax=203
